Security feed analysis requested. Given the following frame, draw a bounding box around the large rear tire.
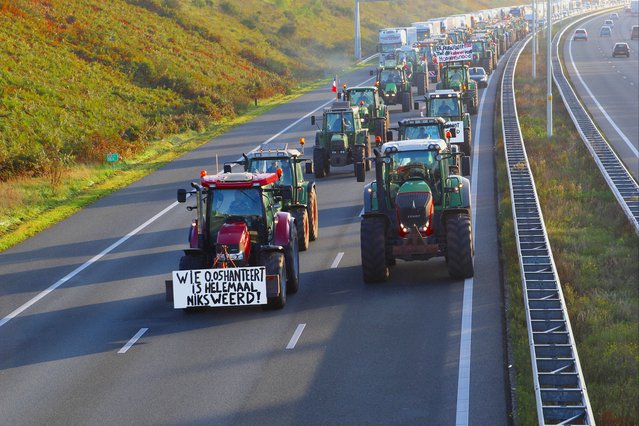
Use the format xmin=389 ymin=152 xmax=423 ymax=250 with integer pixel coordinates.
xmin=446 ymin=213 xmax=474 ymax=279
xmin=416 ymin=72 xmax=426 ymax=95
xmin=290 ymin=207 xmax=309 ymax=251
xmin=401 ymin=91 xmax=411 ymax=112
xmin=374 ymin=118 xmax=386 ymax=145
xmin=262 ymin=252 xmax=287 ymax=309
xmin=284 ymin=222 xmax=300 ymax=294
xmin=361 ymin=217 xmax=390 ymax=283
xmin=354 ymin=145 xmax=366 ymax=182
xmin=462 ymin=127 xmax=472 ymax=157
xmin=307 ymin=188 xmax=319 ymax=241
xmin=313 ymin=148 xmax=326 ymax=179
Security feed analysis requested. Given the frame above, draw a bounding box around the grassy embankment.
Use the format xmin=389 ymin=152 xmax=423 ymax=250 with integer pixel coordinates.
xmin=0 ymin=0 xmax=520 ymax=251
xmin=496 ymin=38 xmax=638 ymax=425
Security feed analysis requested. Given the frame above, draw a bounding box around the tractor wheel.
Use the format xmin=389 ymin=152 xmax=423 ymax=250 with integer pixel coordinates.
xmin=401 ymin=91 xmax=411 ymax=112
xmin=290 ymin=207 xmax=309 ymax=251
xmin=313 ymin=148 xmax=326 ymax=178
xmin=364 ymin=138 xmax=372 ymax=171
xmin=446 ymin=213 xmax=474 ymax=279
xmin=416 ymin=72 xmax=426 ymax=95
xmin=262 ymin=251 xmax=287 ymax=309
xmin=354 ymin=145 xmax=366 ymax=182
xmin=308 ymin=188 xmax=319 ymax=241
xmin=284 ymin=222 xmax=300 ymax=294
xmin=463 ymin=127 xmax=472 ymax=156
xmin=361 ymin=217 xmax=390 ymax=283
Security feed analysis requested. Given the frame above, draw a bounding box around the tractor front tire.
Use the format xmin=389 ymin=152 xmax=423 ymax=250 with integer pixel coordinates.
xmin=361 ymin=217 xmax=390 ymax=283
xmin=262 ymin=251 xmax=287 ymax=309
xmin=290 ymin=207 xmax=310 ymax=251
xmin=313 ymin=148 xmax=328 ymax=178
xmin=375 ymin=119 xmax=386 ymax=145
xmin=308 ymin=188 xmax=319 ymax=241
xmin=446 ymin=213 xmax=474 ymax=279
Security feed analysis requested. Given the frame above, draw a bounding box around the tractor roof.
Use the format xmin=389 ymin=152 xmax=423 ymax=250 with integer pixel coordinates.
xmin=381 ymin=139 xmax=448 ymax=154
xmin=201 ymin=171 xmax=279 ymax=188
xmin=246 ymin=142 xmax=302 ymax=158
xmin=398 ymin=117 xmax=446 ymax=126
xmin=346 ymin=86 xmax=378 ymax=92
xmin=327 ymin=101 xmax=356 ymax=113
xmin=428 ymin=89 xmax=461 ymax=99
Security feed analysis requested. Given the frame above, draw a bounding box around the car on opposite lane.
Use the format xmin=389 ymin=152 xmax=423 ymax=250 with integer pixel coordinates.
xmin=631 ymin=26 xmax=639 ymax=40
xmin=612 ymin=42 xmax=630 ymax=58
xmin=468 ymin=67 xmax=488 ymax=88
xmin=573 ymin=28 xmax=588 ymax=41
xmin=610 ymin=12 xmax=619 ymax=20
xmin=604 ymin=19 xmax=614 ymax=29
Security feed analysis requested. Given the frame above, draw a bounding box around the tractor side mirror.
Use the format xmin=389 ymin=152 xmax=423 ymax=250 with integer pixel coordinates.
xmin=177 ymin=188 xmax=187 ymax=203
xmin=305 ymin=161 xmax=314 ymax=175
xmin=311 ymin=116 xmax=316 ymax=126
xmin=223 ymin=164 xmax=232 ymax=173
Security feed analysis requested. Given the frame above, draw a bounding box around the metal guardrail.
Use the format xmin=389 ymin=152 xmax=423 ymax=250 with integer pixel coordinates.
xmin=501 ymin=36 xmax=595 ymax=425
xmin=552 ymin=13 xmax=639 ymax=236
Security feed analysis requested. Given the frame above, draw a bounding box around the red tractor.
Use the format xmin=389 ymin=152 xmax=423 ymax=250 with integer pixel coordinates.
xmin=165 ymin=170 xmax=300 ymax=310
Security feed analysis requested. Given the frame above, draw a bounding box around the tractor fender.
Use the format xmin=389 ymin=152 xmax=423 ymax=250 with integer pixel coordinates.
xmin=274 ymin=211 xmax=294 ymax=247
xmin=305 ymin=181 xmax=316 ymax=198
xmin=363 ymin=181 xmax=375 ymax=214
xmin=444 ymin=175 xmax=472 ymax=209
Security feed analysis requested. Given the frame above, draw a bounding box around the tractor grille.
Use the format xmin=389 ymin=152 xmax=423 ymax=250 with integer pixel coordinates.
xmin=396 ymin=192 xmax=432 ymax=229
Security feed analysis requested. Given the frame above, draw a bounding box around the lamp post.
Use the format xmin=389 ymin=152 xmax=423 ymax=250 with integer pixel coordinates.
xmin=547 ymin=0 xmax=552 ymax=137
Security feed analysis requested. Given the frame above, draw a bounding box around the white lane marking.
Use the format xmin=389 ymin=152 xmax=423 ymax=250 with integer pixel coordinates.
xmin=118 ymin=328 xmax=149 ymax=354
xmin=0 ymin=75 xmax=375 ymax=329
xmin=455 ymin=63 xmax=491 ymax=426
xmin=569 ymin=21 xmax=638 ymax=157
xmin=330 ymin=252 xmax=345 ymax=269
xmin=286 ymin=323 xmax=306 ymax=349
xmin=0 ymin=202 xmax=179 ymax=329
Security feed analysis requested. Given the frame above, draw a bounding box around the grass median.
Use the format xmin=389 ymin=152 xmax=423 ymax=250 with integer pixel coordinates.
xmin=497 ymin=40 xmax=638 ymax=425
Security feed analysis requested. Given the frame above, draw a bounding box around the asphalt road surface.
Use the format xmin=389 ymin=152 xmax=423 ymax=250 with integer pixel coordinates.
xmin=564 ymin=9 xmax=639 ymax=179
xmin=0 ymin=52 xmax=514 ymax=424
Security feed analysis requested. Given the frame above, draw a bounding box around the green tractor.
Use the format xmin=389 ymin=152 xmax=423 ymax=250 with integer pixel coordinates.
xmin=360 ymin=139 xmax=473 ymax=282
xmin=424 ymin=90 xmax=473 ymax=156
xmin=311 ymin=101 xmax=371 ymax=182
xmin=469 ymin=37 xmax=494 ymax=74
xmin=227 ymin=142 xmax=319 ymax=251
xmin=413 ymin=40 xmax=441 ymax=83
xmin=395 ymin=46 xmax=430 ymax=95
xmin=371 ymin=64 xmax=413 ymax=112
xmin=435 ymin=63 xmax=478 ymax=114
xmin=340 ymin=86 xmax=390 ymax=146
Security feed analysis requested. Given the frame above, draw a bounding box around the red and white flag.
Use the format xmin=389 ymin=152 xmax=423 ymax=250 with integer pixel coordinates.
xmin=331 ymin=76 xmax=337 ymax=92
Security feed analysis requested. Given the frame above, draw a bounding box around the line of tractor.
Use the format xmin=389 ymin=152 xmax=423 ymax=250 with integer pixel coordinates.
xmin=164 ymin=9 xmax=531 ymax=311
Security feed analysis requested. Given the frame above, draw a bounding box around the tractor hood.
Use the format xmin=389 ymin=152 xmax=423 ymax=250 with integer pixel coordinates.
xmin=329 ymin=133 xmax=349 ymax=152
xmin=216 ymin=220 xmax=251 ymax=265
xmin=395 ymin=180 xmax=434 ymax=237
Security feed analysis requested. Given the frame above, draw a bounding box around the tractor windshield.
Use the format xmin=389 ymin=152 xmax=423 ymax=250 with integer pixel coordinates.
xmin=402 ymin=124 xmax=442 ymax=140
xmin=380 ymin=69 xmax=402 ymax=85
xmin=247 ymin=158 xmax=293 ymax=185
xmin=445 ymin=68 xmax=465 ymax=83
xmin=429 ymin=98 xmax=460 ymax=117
xmin=387 ymin=150 xmax=441 ymax=202
xmin=208 ymin=188 xmax=264 ymax=239
xmin=326 ymin=112 xmax=354 ymax=133
xmin=348 ymin=91 xmax=374 ymax=108
xmin=472 ymin=41 xmax=485 ymax=53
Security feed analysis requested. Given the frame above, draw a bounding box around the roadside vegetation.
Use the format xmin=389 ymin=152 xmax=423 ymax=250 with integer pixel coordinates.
xmin=497 ymin=39 xmax=638 ymax=425
xmin=0 ymin=0 xmax=518 ymax=250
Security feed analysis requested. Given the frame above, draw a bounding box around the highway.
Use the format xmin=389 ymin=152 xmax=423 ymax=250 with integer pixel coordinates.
xmin=0 ymin=56 xmax=512 ymax=423
xmin=564 ymin=9 xmax=639 ymax=180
